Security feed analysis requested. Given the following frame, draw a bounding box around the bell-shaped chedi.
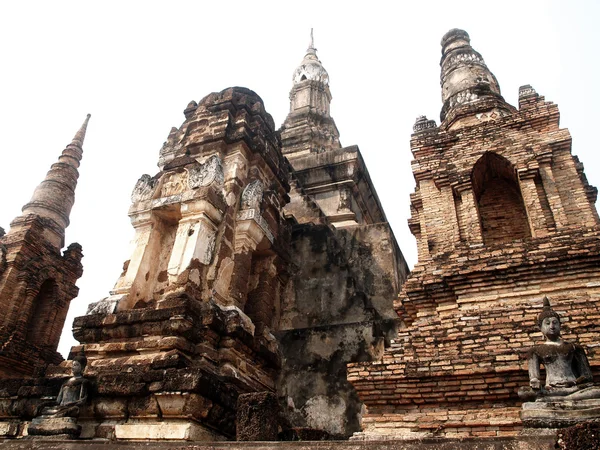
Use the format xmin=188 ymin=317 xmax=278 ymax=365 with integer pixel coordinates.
xmin=0 ymin=116 xmax=88 ymax=378
xmin=349 ymin=29 xmax=600 ymax=441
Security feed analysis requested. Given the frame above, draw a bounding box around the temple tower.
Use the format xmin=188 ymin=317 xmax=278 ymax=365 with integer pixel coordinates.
xmin=281 ymin=31 xmax=389 ymax=228
xmin=349 ymin=29 xmax=600 ymax=440
xmin=68 ymin=88 xmax=291 ymax=440
xmin=0 ymin=116 xmax=88 ymax=378
xmin=277 ymin=33 xmax=409 ymax=437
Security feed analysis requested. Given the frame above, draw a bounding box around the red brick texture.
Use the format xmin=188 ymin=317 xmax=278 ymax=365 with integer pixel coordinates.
xmin=349 ymin=91 xmax=600 ymax=439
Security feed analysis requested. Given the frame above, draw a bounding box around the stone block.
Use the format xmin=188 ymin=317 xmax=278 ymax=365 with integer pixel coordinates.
xmin=114 ymin=421 xmax=224 ymax=441
xmin=522 ymin=399 xmax=600 ymax=428
xmin=236 ymin=392 xmax=280 ymax=441
xmin=0 ymin=421 xmax=19 ymax=438
xmin=27 ymin=416 xmax=80 ymax=438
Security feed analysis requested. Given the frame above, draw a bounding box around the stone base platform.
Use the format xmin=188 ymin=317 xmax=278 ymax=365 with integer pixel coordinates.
xmin=522 ymin=399 xmax=600 ymax=428
xmin=27 ymin=417 xmax=80 ymax=438
xmin=0 ymin=436 xmax=555 ymax=449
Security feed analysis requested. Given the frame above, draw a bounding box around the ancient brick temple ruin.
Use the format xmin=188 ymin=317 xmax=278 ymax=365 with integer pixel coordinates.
xmin=349 ymin=29 xmax=600 ymax=441
xmin=0 ymin=28 xmax=599 ymax=448
xmin=0 ymin=33 xmax=407 ymax=442
xmin=0 ymin=116 xmax=88 ymax=379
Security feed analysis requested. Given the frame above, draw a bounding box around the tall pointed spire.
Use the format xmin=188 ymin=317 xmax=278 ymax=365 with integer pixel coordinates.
xmin=20 ymin=114 xmax=90 ymax=247
xmin=71 ymin=113 xmax=91 ymax=148
xmin=282 ymin=31 xmax=340 ymax=158
xmin=439 ymin=29 xmax=511 ymax=127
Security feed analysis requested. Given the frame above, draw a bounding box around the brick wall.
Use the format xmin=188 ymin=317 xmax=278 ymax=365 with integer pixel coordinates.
xmin=350 ymin=91 xmax=600 ymax=439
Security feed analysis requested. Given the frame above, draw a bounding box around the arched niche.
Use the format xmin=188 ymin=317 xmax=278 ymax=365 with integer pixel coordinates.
xmin=26 ymin=279 xmax=59 ymax=347
xmin=471 ymin=152 xmax=531 ymax=245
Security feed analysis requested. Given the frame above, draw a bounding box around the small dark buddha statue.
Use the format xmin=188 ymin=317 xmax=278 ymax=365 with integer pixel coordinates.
xmin=28 ymin=355 xmax=90 ymax=438
xmin=41 ymin=355 xmax=89 ymax=417
xmin=519 ymin=297 xmax=600 ymax=402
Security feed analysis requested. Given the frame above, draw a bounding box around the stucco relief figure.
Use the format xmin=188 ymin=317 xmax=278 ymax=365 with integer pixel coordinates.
xmin=187 ymin=154 xmax=224 ymax=189
xmin=131 ymin=174 xmax=157 ymax=203
xmin=241 ymin=180 xmax=264 ymax=210
xmin=38 ymin=356 xmax=89 ymax=418
xmin=161 ymin=171 xmax=187 ymax=197
xmin=519 ymin=297 xmax=600 ymax=402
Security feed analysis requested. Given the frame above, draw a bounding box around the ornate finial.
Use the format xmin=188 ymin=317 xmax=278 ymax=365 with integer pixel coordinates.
xmin=537 ymin=296 xmax=560 ymax=328
xmin=413 ymin=115 xmax=437 ymax=133
xmin=309 ymin=28 xmax=314 ymax=50
xmin=439 ymin=29 xmax=507 ymax=124
xmin=519 ymin=85 xmax=538 ymax=99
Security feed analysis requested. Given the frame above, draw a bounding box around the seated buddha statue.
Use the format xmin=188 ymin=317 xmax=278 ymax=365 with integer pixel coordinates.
xmin=519 ymin=297 xmax=600 ymax=402
xmin=37 ymin=355 xmax=89 ymax=418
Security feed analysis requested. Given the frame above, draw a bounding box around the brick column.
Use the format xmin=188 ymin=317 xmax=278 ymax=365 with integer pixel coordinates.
xmin=518 ymin=168 xmax=549 ymax=238
xmin=538 ymin=156 xmax=567 ymax=229
xmin=453 ymin=181 xmax=483 ymax=245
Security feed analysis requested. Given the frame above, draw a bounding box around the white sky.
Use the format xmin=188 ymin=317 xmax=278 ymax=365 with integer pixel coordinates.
xmin=0 ymin=1 xmax=597 ymax=356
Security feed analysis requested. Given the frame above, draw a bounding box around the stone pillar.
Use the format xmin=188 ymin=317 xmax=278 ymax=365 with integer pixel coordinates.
xmin=167 ymin=199 xmax=222 ymax=282
xmin=518 ymin=168 xmax=549 ymax=238
xmin=453 ymin=181 xmax=483 ymax=245
xmin=113 ymin=212 xmax=161 ymax=310
xmin=538 ymin=156 xmax=568 ymax=229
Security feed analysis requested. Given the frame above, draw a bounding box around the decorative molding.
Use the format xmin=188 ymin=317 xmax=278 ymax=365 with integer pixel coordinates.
xmin=519 ymin=85 xmax=537 ymax=99
xmin=413 ymin=116 xmax=437 ymax=132
xmin=236 ymin=209 xmax=274 ymax=244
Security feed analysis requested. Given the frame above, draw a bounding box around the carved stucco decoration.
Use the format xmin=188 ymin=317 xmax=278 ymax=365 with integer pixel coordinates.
xmin=240 ymin=180 xmax=264 ymax=210
xmin=161 ymin=171 xmax=188 ymax=198
xmin=131 ymin=175 xmax=157 ymax=203
xmin=338 ymin=187 xmax=352 ymax=212
xmin=187 ymin=155 xmax=224 ymax=189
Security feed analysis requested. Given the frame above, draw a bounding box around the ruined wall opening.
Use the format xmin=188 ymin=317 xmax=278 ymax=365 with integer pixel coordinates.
xmin=472 ymin=152 xmax=530 ymax=245
xmin=26 ymin=279 xmax=58 ymax=347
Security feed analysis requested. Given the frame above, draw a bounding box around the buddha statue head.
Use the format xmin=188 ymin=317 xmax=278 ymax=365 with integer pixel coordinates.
xmin=72 ymin=355 xmax=87 ymax=377
xmin=538 ymin=296 xmax=561 ymax=342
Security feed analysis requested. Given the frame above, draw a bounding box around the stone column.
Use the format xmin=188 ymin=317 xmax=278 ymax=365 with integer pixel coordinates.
xmin=167 ymin=199 xmax=222 ymax=282
xmin=453 ymin=181 xmax=483 ymax=245
xmin=518 ymin=168 xmax=549 ymax=238
xmin=112 ymin=211 xmax=160 ymax=310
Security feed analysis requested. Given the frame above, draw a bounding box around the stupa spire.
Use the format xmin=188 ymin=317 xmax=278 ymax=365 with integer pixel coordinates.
xmin=439 ymin=29 xmax=510 ymax=126
xmin=20 ymin=114 xmax=90 ymax=247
